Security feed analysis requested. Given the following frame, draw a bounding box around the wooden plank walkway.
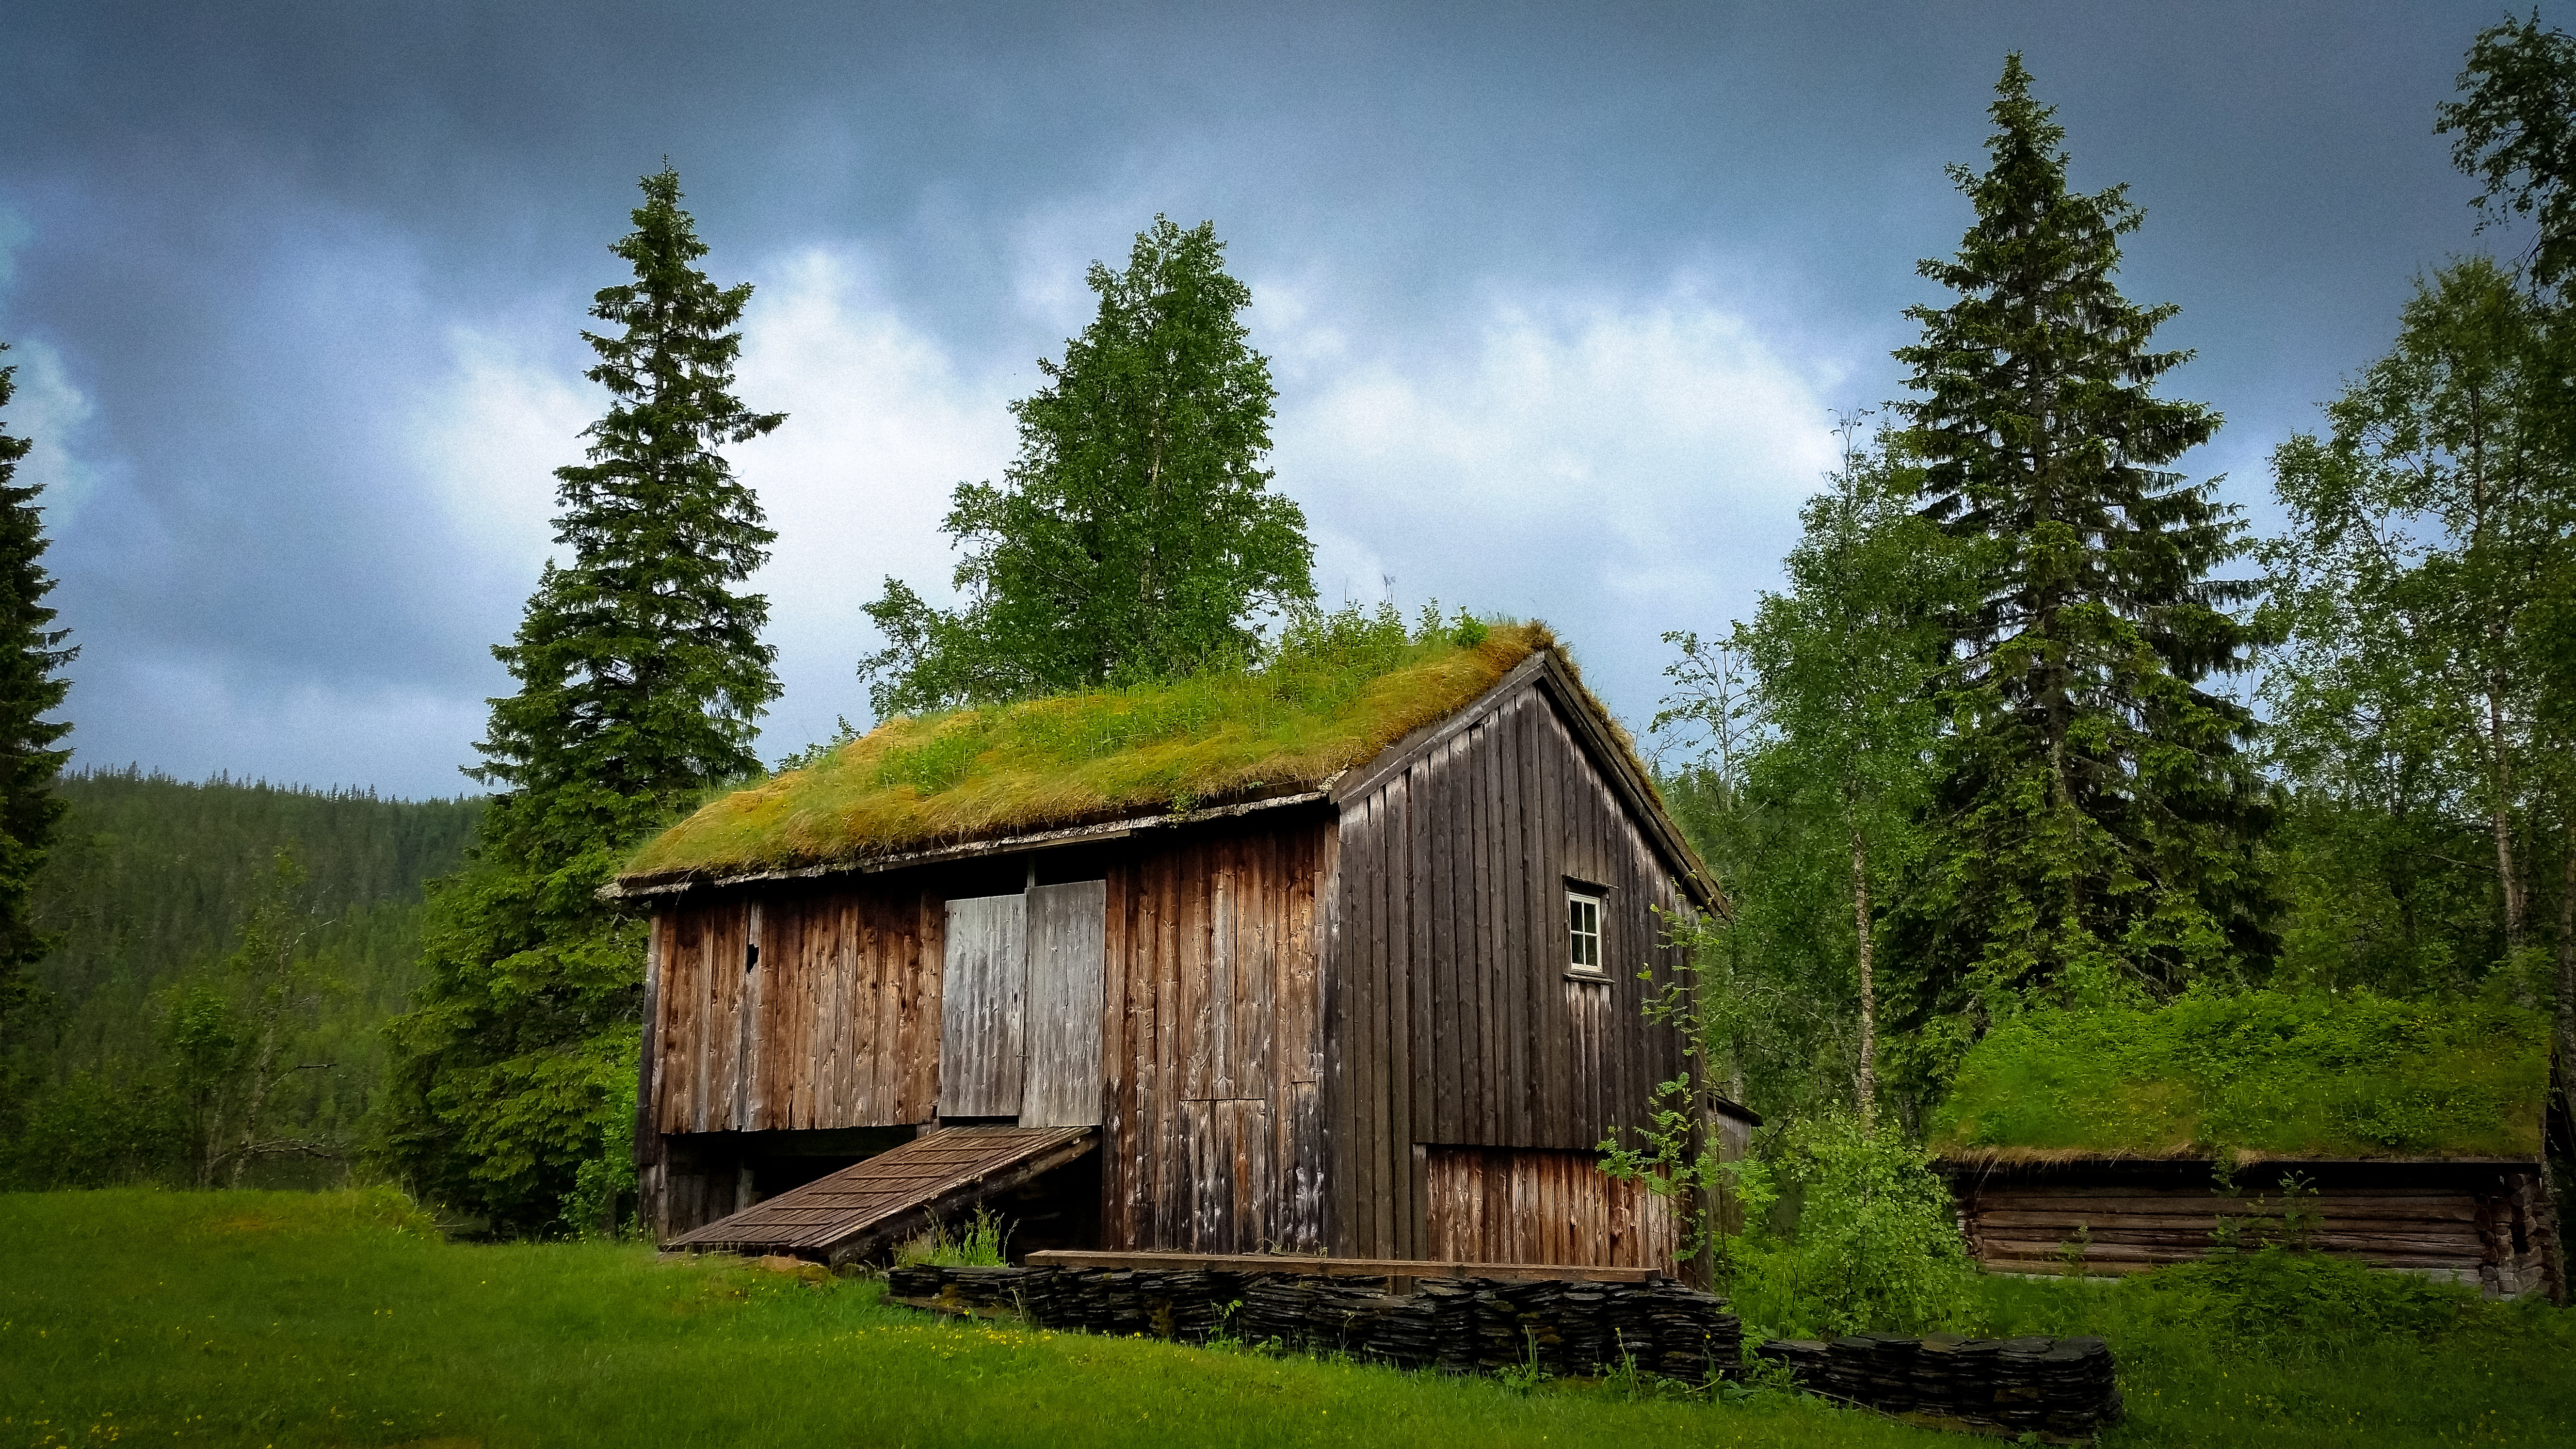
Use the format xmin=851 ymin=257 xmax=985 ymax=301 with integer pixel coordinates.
xmin=1024 ymin=1250 xmax=1659 ymax=1283
xmin=667 ymin=1125 xmax=1095 ymax=1265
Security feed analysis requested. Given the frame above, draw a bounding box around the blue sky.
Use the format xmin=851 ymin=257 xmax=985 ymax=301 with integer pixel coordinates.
xmin=0 ymin=1 xmax=2529 ymax=797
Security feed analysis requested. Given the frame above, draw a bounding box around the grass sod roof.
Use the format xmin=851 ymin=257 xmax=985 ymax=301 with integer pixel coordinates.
xmin=620 ymin=621 xmax=1593 ymax=889
xmin=1927 ymin=989 xmax=2550 ymax=1164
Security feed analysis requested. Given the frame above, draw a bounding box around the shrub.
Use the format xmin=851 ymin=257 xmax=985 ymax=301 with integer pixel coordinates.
xmin=1723 ymin=1110 xmax=1977 ymax=1339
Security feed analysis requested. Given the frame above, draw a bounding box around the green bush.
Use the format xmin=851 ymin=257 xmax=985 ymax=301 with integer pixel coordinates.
xmin=1929 ymin=988 xmax=2546 ymax=1158
xmin=1723 ymin=1110 xmax=1977 ymax=1339
xmin=2114 ymin=1247 xmax=2481 ymax=1352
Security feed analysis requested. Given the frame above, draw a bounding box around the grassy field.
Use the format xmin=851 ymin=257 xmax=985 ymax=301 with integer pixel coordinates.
xmin=2 ymin=1189 xmax=2569 ymax=1449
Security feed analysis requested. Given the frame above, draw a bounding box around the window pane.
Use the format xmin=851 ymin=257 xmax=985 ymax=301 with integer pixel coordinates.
xmin=1568 ymin=892 xmax=1601 ymax=971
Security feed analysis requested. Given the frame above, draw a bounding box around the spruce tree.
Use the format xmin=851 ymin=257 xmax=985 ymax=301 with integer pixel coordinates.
xmin=861 ymin=216 xmax=1313 ymax=713
xmin=1887 ymin=58 xmax=2275 ymax=1067
xmin=378 ymin=169 xmax=782 ymax=1230
xmin=0 ymin=340 xmax=75 ymax=1055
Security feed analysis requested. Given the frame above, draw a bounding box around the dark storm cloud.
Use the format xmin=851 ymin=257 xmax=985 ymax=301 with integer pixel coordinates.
xmin=0 ymin=0 xmax=2528 ymax=795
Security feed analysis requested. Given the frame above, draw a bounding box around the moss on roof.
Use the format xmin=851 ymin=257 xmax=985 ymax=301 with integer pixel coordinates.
xmin=1928 ymin=990 xmax=2548 ymax=1163
xmin=620 ymin=620 xmax=1553 ymax=886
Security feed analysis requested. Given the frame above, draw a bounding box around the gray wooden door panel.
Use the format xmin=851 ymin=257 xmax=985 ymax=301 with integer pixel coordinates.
xmin=1022 ymin=880 xmax=1108 ymax=1127
xmin=939 ymin=894 xmax=1026 ymax=1117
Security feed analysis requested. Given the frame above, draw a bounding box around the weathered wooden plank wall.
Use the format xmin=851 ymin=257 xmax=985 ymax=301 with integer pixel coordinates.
xmin=1100 ymin=817 xmax=1330 ymax=1254
xmin=1425 ymin=1146 xmax=1678 ymax=1268
xmin=1324 ymin=679 xmax=1690 ymax=1261
xmin=650 ymin=882 xmax=943 ymax=1135
xmin=1024 ymin=880 xmax=1108 ymax=1128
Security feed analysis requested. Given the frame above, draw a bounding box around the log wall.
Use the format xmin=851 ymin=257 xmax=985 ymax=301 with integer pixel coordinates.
xmin=1323 ymin=678 xmax=1692 ymax=1261
xmin=1950 ymin=1161 xmax=2564 ymax=1299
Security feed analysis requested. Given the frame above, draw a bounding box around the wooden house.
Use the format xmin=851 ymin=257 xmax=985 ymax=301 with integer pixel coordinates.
xmin=606 ymin=624 xmax=1751 ymax=1272
xmin=1930 ymin=998 xmax=2564 ymax=1301
xmin=1942 ymin=1155 xmax=2561 ymax=1299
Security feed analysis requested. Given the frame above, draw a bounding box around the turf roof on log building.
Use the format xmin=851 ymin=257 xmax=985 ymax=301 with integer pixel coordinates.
xmin=614 ymin=622 xmax=1687 ymax=895
xmin=1928 ymin=990 xmax=2550 ymax=1165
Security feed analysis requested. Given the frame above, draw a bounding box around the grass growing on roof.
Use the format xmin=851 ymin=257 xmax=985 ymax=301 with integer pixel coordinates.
xmin=1928 ymin=989 xmax=2548 ymax=1161
xmin=624 ymin=608 xmax=1545 ymax=883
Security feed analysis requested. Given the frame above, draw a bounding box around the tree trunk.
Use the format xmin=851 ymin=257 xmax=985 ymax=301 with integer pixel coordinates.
xmin=195 ymin=1097 xmax=227 ymax=1190
xmin=2490 ymin=681 xmax=2528 ymax=996
xmin=2559 ymin=819 xmax=2574 ymax=1152
xmin=1852 ymin=819 xmax=1875 ymax=1130
xmin=229 ymin=1006 xmax=285 ymax=1189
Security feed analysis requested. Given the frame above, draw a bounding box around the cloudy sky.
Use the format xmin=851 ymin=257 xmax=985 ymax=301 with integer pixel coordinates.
xmin=0 ymin=1 xmax=2530 ymax=798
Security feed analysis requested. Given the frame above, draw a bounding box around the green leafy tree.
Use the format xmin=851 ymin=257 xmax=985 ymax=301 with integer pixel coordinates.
xmin=378 ymin=168 xmax=782 ymax=1231
xmin=862 ymin=216 xmax=1314 ymax=713
xmin=2441 ymin=10 xmax=2576 ymax=292
xmin=1733 ymin=427 xmax=1963 ymax=1125
xmin=161 ymin=848 xmax=337 ymax=1187
xmin=1887 ymin=55 xmax=2275 ymax=1069
xmin=0 ymin=340 xmax=75 ymax=1057
xmin=2263 ymin=258 xmax=2567 ymax=1001
xmin=2439 ymin=6 xmax=2576 ymax=1189
xmin=1650 ymin=428 xmax=1965 ymax=1139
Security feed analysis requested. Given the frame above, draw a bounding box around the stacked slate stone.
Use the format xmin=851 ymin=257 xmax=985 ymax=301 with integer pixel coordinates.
xmin=1757 ymin=1330 xmax=2120 ymax=1439
xmin=886 ymin=1264 xmax=943 ymax=1300
xmin=1237 ymin=1274 xmax=1318 ymax=1346
xmin=883 ymin=1265 xmax=1744 ymax=1388
xmin=1755 ymin=1336 xmax=1832 ymax=1384
xmin=1302 ymin=1278 xmax=1404 ymax=1359
xmin=1634 ymin=1280 xmax=1741 ymax=1380
xmin=1414 ymin=1282 xmax=1484 ymax=1374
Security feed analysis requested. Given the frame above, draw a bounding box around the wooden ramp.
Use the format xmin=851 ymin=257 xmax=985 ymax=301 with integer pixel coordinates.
xmin=666 ymin=1125 xmax=1095 ymax=1266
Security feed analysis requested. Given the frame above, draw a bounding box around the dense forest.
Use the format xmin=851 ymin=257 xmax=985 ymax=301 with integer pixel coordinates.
xmin=0 ymin=769 xmax=479 ymax=1188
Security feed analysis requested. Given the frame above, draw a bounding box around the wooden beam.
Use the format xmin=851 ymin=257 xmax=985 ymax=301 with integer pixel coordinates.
xmin=1022 ymin=1249 xmax=1660 ymax=1283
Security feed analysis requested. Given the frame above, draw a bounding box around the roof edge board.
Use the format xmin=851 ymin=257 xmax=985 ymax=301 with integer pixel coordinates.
xmin=603 ymin=790 xmax=1331 ymax=902
xmin=1527 ymin=652 xmax=1721 ymax=911
xmin=1323 ymin=645 xmax=1718 ymax=911
xmin=1325 ymin=652 xmax=1552 ymax=807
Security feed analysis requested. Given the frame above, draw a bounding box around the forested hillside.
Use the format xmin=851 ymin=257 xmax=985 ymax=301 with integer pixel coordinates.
xmin=0 ymin=768 xmax=481 ymax=1187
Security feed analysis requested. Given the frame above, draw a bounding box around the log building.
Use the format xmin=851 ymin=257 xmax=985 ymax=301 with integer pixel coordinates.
xmin=607 ymin=625 xmax=1751 ymax=1271
xmin=1942 ymin=1155 xmax=2562 ymax=1300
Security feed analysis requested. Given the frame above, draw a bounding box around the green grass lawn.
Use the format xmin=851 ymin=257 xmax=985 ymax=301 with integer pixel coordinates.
xmin=2 ymin=1189 xmax=2569 ymax=1448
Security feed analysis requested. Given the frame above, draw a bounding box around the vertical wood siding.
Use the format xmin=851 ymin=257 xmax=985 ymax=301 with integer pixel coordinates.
xmin=939 ymin=894 xmax=1027 ymax=1117
xmin=1100 ymin=817 xmax=1330 ymax=1254
xmin=1425 ymin=1147 xmax=1677 ymax=1268
xmin=650 ymin=882 xmax=943 ymax=1134
xmin=1323 ymin=679 xmax=1690 ymax=1261
xmin=1023 ymin=880 xmax=1108 ymax=1128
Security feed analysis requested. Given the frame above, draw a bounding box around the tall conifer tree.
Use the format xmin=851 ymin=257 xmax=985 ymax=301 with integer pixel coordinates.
xmin=379 ymin=169 xmax=782 ymax=1230
xmin=862 ymin=216 xmax=1312 ymax=713
xmin=0 ymin=341 xmax=74 ymax=1055
xmin=1887 ymin=58 xmax=2274 ymax=1070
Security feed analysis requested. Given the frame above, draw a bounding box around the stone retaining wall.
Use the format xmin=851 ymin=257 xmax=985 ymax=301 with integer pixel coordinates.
xmin=884 ymin=1264 xmax=2122 ymax=1441
xmin=1758 ymin=1332 xmax=2121 ymax=1441
xmin=885 ymin=1264 xmax=1737 ymax=1379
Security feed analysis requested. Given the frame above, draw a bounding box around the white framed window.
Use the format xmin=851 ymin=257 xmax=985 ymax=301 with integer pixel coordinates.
xmin=1566 ymin=887 xmax=1605 ymax=977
